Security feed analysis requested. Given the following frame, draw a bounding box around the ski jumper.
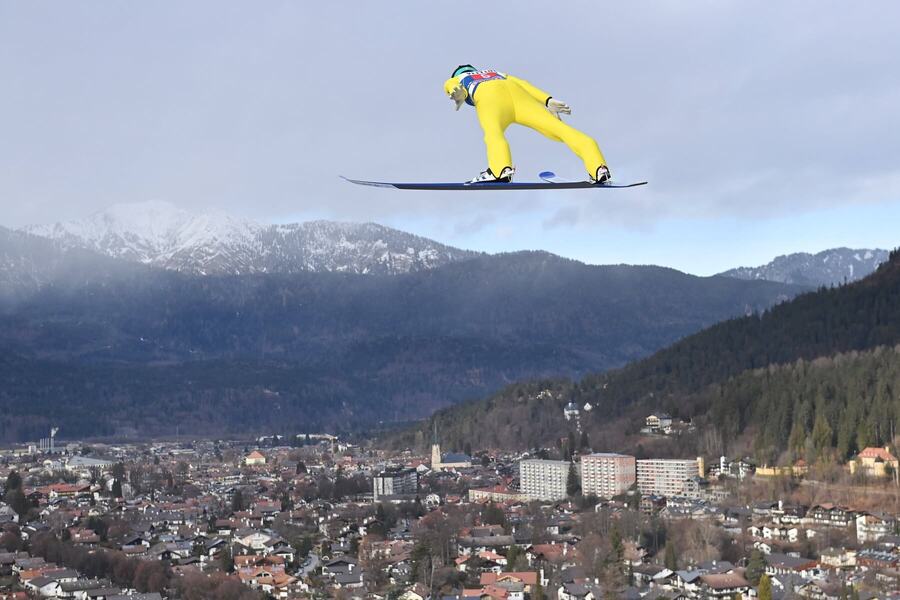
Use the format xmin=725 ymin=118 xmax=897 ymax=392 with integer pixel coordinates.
xmin=443 ymin=69 xmax=607 ymax=178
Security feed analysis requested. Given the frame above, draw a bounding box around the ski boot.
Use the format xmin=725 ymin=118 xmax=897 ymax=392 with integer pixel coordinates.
xmin=469 ymin=166 xmax=514 ymax=184
xmin=591 ymin=165 xmax=611 ymax=184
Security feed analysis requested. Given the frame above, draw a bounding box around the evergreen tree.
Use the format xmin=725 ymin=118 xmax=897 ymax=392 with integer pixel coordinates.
xmin=219 ymin=545 xmax=234 ymax=573
xmin=811 ymin=413 xmax=834 ymax=460
xmin=86 ymin=515 xmax=109 ymax=541
xmin=758 ymin=574 xmax=772 ymax=600
xmin=4 ymin=471 xmax=22 ymax=492
xmin=610 ymin=526 xmax=624 ymax=567
xmin=410 ymin=542 xmax=431 ymax=585
xmin=664 ymin=543 xmax=677 ymax=571
xmin=112 ymin=478 xmax=123 ymax=499
xmin=482 ymin=502 xmax=506 ymax=527
xmin=506 ymin=545 xmax=524 ymax=570
xmin=231 ymin=488 xmax=245 ymax=513
xmin=746 ymin=549 xmax=766 ymax=585
xmin=566 ymin=462 xmax=580 ymax=497
xmin=5 ymin=489 xmax=28 ymax=518
xmin=295 ymin=535 xmax=313 ymax=561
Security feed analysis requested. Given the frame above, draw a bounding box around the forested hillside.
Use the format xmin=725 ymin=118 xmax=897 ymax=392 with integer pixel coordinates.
xmin=0 ymin=246 xmax=804 ymax=442
xmin=705 ymin=346 xmax=900 ymax=464
xmin=400 ymin=249 xmax=900 ymax=461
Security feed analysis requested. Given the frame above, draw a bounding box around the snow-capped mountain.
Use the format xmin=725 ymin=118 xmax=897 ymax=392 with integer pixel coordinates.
xmin=719 ymin=247 xmax=889 ymax=287
xmin=23 ymin=201 xmax=478 ymax=276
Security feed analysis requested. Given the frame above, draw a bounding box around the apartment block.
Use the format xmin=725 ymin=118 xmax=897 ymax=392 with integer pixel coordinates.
xmin=373 ymin=467 xmax=418 ymax=501
xmin=636 ymin=458 xmax=700 ymax=497
xmin=519 ymin=459 xmax=570 ymax=501
xmin=580 ymin=453 xmax=636 ymax=498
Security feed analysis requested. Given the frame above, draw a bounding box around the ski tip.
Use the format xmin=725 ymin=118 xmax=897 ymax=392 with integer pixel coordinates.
xmin=340 ymin=176 xmax=397 ymax=189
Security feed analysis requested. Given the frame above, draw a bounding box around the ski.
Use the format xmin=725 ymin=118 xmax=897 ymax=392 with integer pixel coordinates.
xmin=341 ymin=174 xmax=647 ymax=191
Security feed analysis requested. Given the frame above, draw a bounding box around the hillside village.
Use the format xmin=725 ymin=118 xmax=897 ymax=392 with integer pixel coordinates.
xmin=0 ymin=429 xmax=897 ymax=600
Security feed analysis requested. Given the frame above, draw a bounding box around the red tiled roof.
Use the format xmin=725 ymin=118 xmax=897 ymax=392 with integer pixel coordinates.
xmin=480 ymin=571 xmax=538 ymax=585
xmin=858 ymin=447 xmax=898 ymax=462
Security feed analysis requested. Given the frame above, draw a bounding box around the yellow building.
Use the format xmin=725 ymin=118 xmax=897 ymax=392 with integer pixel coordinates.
xmin=244 ymin=450 xmax=267 ymax=466
xmin=755 ymin=459 xmax=808 ymax=478
xmin=468 ymin=486 xmax=528 ymax=503
xmin=849 ymin=446 xmax=898 ymax=478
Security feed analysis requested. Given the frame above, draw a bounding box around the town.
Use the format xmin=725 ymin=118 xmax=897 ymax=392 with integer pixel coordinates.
xmin=0 ymin=420 xmax=897 ymax=600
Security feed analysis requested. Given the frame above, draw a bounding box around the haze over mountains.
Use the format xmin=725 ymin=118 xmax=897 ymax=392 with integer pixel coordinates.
xmin=24 ymin=201 xmax=478 ymax=276
xmin=18 ymin=202 xmax=887 ymax=285
xmin=3 ymin=203 xmax=892 ymax=442
xmin=0 ymin=210 xmax=813 ymax=442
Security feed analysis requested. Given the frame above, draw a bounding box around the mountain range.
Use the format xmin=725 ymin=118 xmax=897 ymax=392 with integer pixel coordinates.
xmin=0 ymin=219 xmax=808 ymax=441
xmin=18 ymin=201 xmax=887 ymax=286
xmin=23 ymin=201 xmax=478 ymax=276
xmin=718 ymin=247 xmax=888 ymax=287
xmin=3 ymin=203 xmax=892 ymax=443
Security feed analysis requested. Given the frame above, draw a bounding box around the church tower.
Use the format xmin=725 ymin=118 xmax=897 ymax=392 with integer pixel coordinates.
xmin=431 ymin=422 xmax=442 ymax=471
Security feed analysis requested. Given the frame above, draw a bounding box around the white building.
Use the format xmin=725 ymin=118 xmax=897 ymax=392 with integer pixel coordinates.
xmin=520 ymin=459 xmax=570 ymax=501
xmin=643 ymin=413 xmax=673 ymax=433
xmin=856 ymin=512 xmax=896 ymax=544
xmin=373 ymin=468 xmax=418 ymax=501
xmin=636 ymin=458 xmax=700 ymax=497
xmin=563 ymin=402 xmax=580 ymax=422
xmin=580 ymin=453 xmax=636 ymax=498
xmin=244 ymin=450 xmax=267 ymax=466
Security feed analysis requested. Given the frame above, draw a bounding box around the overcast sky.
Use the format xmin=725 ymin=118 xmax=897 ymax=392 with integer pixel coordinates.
xmin=2 ymin=1 xmax=900 ymax=274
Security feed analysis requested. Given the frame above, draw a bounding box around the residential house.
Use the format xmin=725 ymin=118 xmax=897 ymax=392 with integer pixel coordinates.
xmin=849 ymin=447 xmax=898 ymax=478
xmin=856 ymin=512 xmax=896 ymax=544
xmin=765 ymin=553 xmax=819 ymax=577
xmin=644 ymin=413 xmax=673 ymax=434
xmin=806 ymin=504 xmax=855 ymax=528
xmin=698 ymin=572 xmax=751 ymax=598
xmin=244 ymin=451 xmax=266 ymax=466
xmin=819 ymin=548 xmax=856 ymax=570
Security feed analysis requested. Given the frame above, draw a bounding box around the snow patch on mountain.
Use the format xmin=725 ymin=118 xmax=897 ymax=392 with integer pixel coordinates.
xmin=23 ymin=201 xmax=477 ymax=276
xmin=719 ymin=247 xmax=889 ymax=287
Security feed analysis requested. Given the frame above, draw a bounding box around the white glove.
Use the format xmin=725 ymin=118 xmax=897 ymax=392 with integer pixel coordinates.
xmin=547 ymin=97 xmax=571 ymax=117
xmin=450 ymin=85 xmax=468 ymax=111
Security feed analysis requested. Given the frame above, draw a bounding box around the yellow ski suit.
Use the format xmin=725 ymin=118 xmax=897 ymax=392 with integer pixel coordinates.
xmin=443 ymin=69 xmax=607 ymax=178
